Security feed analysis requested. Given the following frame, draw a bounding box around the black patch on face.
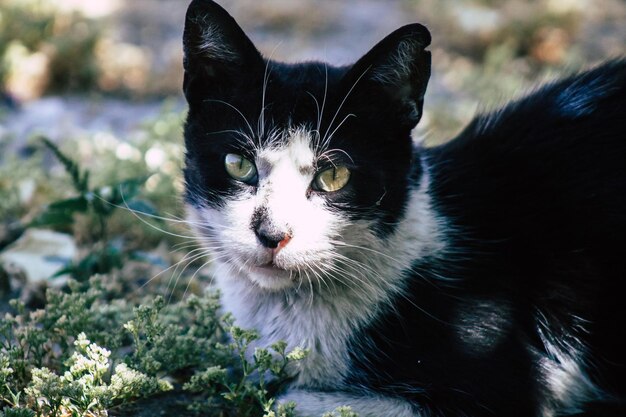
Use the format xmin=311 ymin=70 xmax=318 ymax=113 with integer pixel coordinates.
xmin=182 ymin=0 xmax=431 ymax=236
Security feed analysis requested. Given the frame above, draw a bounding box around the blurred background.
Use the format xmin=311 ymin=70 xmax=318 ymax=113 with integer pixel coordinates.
xmin=1 ymin=0 xmax=625 ymax=303
xmin=2 ymin=0 xmax=625 ymax=142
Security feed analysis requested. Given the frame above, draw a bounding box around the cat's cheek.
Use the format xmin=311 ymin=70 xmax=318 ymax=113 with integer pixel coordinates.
xmin=288 ymin=200 xmax=339 ymax=243
xmin=185 ymin=203 xmax=220 ymax=244
xmin=219 ymin=195 xmax=273 ymax=254
xmin=185 ymin=196 xmax=256 ymax=258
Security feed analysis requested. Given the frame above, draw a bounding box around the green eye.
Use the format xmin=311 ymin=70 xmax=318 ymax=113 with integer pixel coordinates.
xmin=224 ymin=153 xmax=257 ymax=183
xmin=313 ymin=166 xmax=351 ymax=192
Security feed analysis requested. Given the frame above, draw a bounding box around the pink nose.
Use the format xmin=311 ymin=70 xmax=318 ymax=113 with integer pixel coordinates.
xmin=254 ymin=222 xmax=291 ymax=250
xmin=275 ymin=234 xmax=291 ymax=251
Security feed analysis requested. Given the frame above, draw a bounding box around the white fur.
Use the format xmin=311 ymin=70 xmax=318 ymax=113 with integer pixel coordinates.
xmin=188 ymin=127 xmax=445 ymax=393
xmin=535 ymin=313 xmax=606 ymax=417
xmin=370 ymin=40 xmax=418 ymax=86
xmin=194 ymin=19 xmax=239 ymax=62
xmin=454 ymin=299 xmax=513 ymax=357
xmin=279 ymin=390 xmax=419 ymax=417
xmin=369 ymin=39 xmax=423 ymax=121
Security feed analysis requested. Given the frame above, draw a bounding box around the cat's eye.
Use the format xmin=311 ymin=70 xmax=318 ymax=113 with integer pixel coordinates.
xmin=313 ymin=166 xmax=351 ymax=192
xmin=224 ymin=153 xmax=257 ymax=184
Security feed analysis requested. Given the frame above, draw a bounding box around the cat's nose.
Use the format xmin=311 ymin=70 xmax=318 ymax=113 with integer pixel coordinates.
xmin=254 ymin=222 xmax=291 ymax=250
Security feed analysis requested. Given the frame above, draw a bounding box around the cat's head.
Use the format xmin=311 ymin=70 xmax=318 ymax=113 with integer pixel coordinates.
xmin=182 ymin=0 xmax=431 ymax=291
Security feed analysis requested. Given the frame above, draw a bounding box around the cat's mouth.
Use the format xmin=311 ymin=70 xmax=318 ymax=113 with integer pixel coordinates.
xmin=252 ymin=247 xmax=290 ymax=271
xmin=246 ymin=260 xmax=294 ymax=290
xmin=255 ymin=260 xmax=284 ymax=271
xmin=251 ymin=255 xmax=293 ymax=275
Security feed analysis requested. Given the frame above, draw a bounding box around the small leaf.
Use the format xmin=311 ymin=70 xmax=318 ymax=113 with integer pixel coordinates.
xmin=50 ymin=265 xmax=75 ymax=279
xmin=29 ymin=209 xmax=75 ymax=227
xmin=41 ymin=137 xmax=89 ymax=192
xmin=91 ymin=192 xmax=115 ymax=216
xmin=109 ymin=176 xmax=150 ymax=205
xmin=271 ymin=341 xmax=287 ymax=356
xmin=48 ymin=196 xmax=89 ymax=213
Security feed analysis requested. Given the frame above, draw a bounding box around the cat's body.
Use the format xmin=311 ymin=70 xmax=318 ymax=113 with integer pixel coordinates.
xmin=181 ymin=1 xmax=626 ymax=416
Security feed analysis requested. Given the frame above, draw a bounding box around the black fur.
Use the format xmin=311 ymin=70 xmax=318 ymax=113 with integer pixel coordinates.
xmin=347 ymin=61 xmax=626 ymax=416
xmin=182 ymin=1 xmax=626 ymax=415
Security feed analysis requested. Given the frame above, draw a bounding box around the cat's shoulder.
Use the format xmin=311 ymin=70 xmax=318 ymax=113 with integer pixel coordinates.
xmin=476 ymin=59 xmax=626 ymax=137
xmin=429 ymin=59 xmax=626 ymax=161
xmin=549 ymin=58 xmax=626 ymax=119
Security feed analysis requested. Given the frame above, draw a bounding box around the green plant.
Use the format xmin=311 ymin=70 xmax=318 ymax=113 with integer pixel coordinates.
xmin=0 ymin=275 xmax=331 ymax=417
xmin=183 ymin=323 xmax=308 ymax=417
xmin=124 ymin=294 xmax=223 ymax=376
xmin=22 ymin=333 xmax=171 ymax=417
xmin=31 ymin=138 xmax=156 ymax=282
xmin=0 ymin=408 xmax=36 ymax=417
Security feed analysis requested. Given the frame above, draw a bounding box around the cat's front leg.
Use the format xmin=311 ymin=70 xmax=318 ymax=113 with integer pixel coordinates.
xmin=278 ymin=389 xmax=420 ymax=417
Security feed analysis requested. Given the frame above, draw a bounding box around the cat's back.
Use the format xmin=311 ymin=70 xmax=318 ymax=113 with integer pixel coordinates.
xmin=419 ymin=60 xmax=626 ymax=411
xmin=428 ymin=59 xmax=626 ymax=250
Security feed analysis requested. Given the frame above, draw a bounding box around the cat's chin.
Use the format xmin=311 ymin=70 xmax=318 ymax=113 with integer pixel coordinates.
xmin=246 ymin=264 xmax=295 ymax=291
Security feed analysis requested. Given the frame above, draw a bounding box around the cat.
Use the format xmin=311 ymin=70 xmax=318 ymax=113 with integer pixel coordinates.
xmin=181 ymin=0 xmax=626 ymax=416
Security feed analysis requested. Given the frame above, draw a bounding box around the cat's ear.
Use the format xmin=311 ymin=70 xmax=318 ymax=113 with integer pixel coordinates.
xmin=183 ymin=0 xmax=264 ymax=103
xmin=344 ymin=24 xmax=431 ymax=128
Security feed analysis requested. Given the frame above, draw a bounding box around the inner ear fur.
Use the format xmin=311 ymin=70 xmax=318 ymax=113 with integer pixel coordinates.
xmin=343 ymin=24 xmax=432 ymax=128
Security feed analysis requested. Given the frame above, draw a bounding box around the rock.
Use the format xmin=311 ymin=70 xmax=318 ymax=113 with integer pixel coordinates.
xmin=0 ymin=228 xmax=76 ymax=285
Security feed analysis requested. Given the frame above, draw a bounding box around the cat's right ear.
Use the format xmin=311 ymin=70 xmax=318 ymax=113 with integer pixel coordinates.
xmin=342 ymin=24 xmax=431 ymax=130
xmin=183 ymin=0 xmax=264 ymax=104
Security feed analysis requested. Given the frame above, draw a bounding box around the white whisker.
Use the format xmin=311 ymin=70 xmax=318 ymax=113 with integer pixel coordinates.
xmin=203 ymin=98 xmax=255 ymax=139
xmin=320 ymin=65 xmax=370 ymax=151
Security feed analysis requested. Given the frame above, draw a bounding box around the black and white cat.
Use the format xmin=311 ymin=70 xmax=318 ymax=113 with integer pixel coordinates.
xmin=181 ymin=1 xmax=626 ymax=416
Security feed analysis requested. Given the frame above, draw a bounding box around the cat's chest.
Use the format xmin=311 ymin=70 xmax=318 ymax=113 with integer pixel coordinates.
xmin=218 ymin=273 xmax=360 ymax=387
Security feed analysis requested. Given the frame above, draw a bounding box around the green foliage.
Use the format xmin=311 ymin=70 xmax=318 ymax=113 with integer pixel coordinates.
xmin=124 ymin=294 xmax=224 ymax=376
xmin=0 ymin=408 xmax=36 ymax=417
xmin=183 ymin=324 xmax=309 ymax=417
xmin=35 ymin=138 xmax=151 ymax=232
xmin=322 ymin=407 xmax=359 ymax=417
xmin=30 ymin=138 xmax=154 ymax=281
xmin=0 ymin=275 xmax=324 ymax=417
xmin=0 ymin=277 xmax=133 ymax=405
xmin=22 ymin=333 xmax=170 ymax=417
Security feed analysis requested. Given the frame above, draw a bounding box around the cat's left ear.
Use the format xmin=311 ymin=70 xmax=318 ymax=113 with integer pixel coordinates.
xmin=182 ymin=0 xmax=264 ymax=104
xmin=344 ymin=24 xmax=431 ymax=128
